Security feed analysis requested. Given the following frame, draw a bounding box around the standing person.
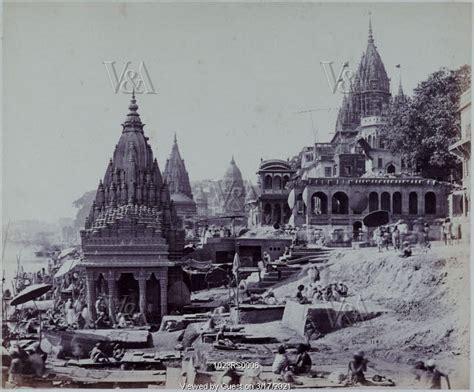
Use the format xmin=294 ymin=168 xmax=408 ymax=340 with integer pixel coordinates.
xmin=399 ymin=220 xmax=409 ymax=246
xmin=442 ymin=218 xmax=453 ymax=246
xmin=376 ymin=229 xmax=384 ymax=252
xmin=424 ymin=360 xmax=451 ymax=389
xmin=392 ymin=226 xmax=400 ymax=251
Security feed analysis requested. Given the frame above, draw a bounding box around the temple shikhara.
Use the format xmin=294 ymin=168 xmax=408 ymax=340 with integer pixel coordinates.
xmin=79 ymin=94 xmax=190 ymax=324
xmin=163 ymin=134 xmax=197 ymax=222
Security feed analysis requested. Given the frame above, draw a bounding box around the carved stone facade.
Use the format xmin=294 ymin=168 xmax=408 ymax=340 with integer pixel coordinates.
xmin=79 ymin=95 xmax=189 ymax=324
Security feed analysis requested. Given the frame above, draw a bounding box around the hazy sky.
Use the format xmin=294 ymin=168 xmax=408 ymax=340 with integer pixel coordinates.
xmin=3 ymin=2 xmax=471 ymax=223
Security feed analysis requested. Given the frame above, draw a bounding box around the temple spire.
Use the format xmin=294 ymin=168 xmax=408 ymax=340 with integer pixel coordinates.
xmin=122 ymin=92 xmax=144 ymax=133
xmin=368 ymin=12 xmax=374 ymax=44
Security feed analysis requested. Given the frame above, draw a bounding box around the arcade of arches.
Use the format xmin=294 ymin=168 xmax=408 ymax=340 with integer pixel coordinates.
xmin=290 ymin=178 xmax=450 ymax=229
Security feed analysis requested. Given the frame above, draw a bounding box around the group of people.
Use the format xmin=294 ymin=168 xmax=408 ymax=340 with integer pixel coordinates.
xmin=373 ymin=224 xmax=418 ymax=258
xmin=88 ymin=342 xmax=125 ymax=363
xmin=201 ymin=225 xmax=233 ymax=244
xmin=296 ymin=281 xmax=349 ymax=304
xmin=272 ymin=344 xmax=313 ymax=380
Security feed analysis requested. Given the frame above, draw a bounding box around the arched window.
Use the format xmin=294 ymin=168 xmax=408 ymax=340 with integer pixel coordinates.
xmin=282 ymin=175 xmax=290 ymax=189
xmin=392 ymin=192 xmax=402 ymax=214
xmin=425 ymin=192 xmax=436 ymax=214
xmin=369 ymin=192 xmax=379 ymax=212
xmin=264 ymin=175 xmax=272 ymax=190
xmin=409 ymin=192 xmax=418 ymax=215
xmin=273 ymin=176 xmax=282 ymax=190
xmin=381 ymin=192 xmax=391 ymax=212
xmin=387 ymin=164 xmax=396 ymax=174
xmin=311 ymin=192 xmax=328 ymax=215
xmin=332 ymin=192 xmax=349 ymax=214
xmin=368 ymin=135 xmax=373 ymax=147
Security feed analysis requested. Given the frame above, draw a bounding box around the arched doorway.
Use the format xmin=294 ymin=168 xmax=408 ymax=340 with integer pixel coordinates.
xmin=311 ymin=192 xmax=328 ymax=215
xmin=146 ymin=273 xmax=161 ymax=325
xmin=332 ymin=192 xmax=349 ymax=214
xmin=409 ymin=192 xmax=418 ymax=215
xmin=387 ymin=164 xmax=396 ymax=174
xmin=425 ymin=192 xmax=436 ymax=214
xmin=283 ymin=175 xmax=290 ymax=189
xmin=263 ymin=203 xmax=272 ymax=225
xmin=392 ymin=192 xmax=402 ymax=214
xmin=117 ymin=273 xmax=139 ymax=316
xmin=283 ymin=204 xmax=291 ymax=224
xmin=381 ymin=192 xmax=391 ymax=212
xmin=369 ymin=192 xmax=379 ymax=212
xmin=273 ymin=204 xmax=282 ymax=225
xmin=353 ymin=221 xmax=363 ymax=241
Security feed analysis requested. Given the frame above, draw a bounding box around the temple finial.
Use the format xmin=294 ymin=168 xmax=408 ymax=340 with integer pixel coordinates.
xmin=368 ymin=12 xmax=374 ymax=44
xmin=132 ymin=87 xmax=135 ymax=100
xmin=231 ymin=155 xmax=235 ymax=164
xmin=174 ymin=132 xmax=177 ymax=144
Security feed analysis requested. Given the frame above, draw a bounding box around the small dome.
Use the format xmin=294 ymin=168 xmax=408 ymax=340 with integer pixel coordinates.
xmin=223 ymin=156 xmax=244 ymax=183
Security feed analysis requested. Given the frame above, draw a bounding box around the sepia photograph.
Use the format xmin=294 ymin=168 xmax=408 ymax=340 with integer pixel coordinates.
xmin=1 ymin=1 xmax=472 ymax=390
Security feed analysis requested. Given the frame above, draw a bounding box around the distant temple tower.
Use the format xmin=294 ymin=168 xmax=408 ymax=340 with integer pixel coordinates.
xmin=163 ymin=134 xmax=197 ymax=222
xmin=79 ymin=95 xmax=189 ymax=324
xmin=194 ymin=185 xmax=209 ymax=217
xmin=221 ymin=156 xmax=246 ymax=214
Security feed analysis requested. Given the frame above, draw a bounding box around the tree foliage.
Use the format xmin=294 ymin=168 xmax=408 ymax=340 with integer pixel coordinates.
xmin=381 ymin=65 xmax=470 ymax=181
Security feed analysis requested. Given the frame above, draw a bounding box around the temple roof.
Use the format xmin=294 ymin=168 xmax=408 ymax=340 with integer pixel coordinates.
xmin=84 ymin=95 xmax=177 ymax=231
xmin=352 ymin=17 xmax=390 ymax=94
xmin=163 ymin=134 xmax=194 ymax=200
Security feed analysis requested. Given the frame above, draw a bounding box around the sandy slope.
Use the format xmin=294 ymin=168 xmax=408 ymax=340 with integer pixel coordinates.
xmin=274 ymin=243 xmax=470 ymax=389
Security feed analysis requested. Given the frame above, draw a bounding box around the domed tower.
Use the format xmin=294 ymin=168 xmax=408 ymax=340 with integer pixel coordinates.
xmin=79 ymin=94 xmax=189 ymax=323
xmin=163 ymin=134 xmax=197 ymax=221
xmin=221 ymin=156 xmax=246 ymax=214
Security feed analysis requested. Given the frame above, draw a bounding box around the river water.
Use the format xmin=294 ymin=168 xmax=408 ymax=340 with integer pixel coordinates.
xmin=2 ymin=242 xmax=51 ymax=292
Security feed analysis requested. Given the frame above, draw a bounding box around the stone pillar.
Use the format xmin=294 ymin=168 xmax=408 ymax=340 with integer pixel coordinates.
xmin=85 ymin=270 xmax=97 ymax=321
xmin=160 ymin=277 xmax=168 ymax=318
xmin=418 ymin=191 xmax=424 ymax=215
xmin=138 ymin=270 xmax=147 ymax=323
xmin=107 ymin=271 xmax=117 ymax=325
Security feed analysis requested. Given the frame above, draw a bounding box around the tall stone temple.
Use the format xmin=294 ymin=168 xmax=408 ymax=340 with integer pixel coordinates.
xmin=256 ymin=18 xmax=451 ymax=235
xmin=163 ymin=134 xmax=197 ymax=222
xmin=79 ymin=94 xmax=190 ymax=325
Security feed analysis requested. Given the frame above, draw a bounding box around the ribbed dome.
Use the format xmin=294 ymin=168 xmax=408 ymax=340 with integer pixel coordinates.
xmin=221 ymin=156 xmax=246 ymax=213
xmin=224 ymin=156 xmax=244 ymax=184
